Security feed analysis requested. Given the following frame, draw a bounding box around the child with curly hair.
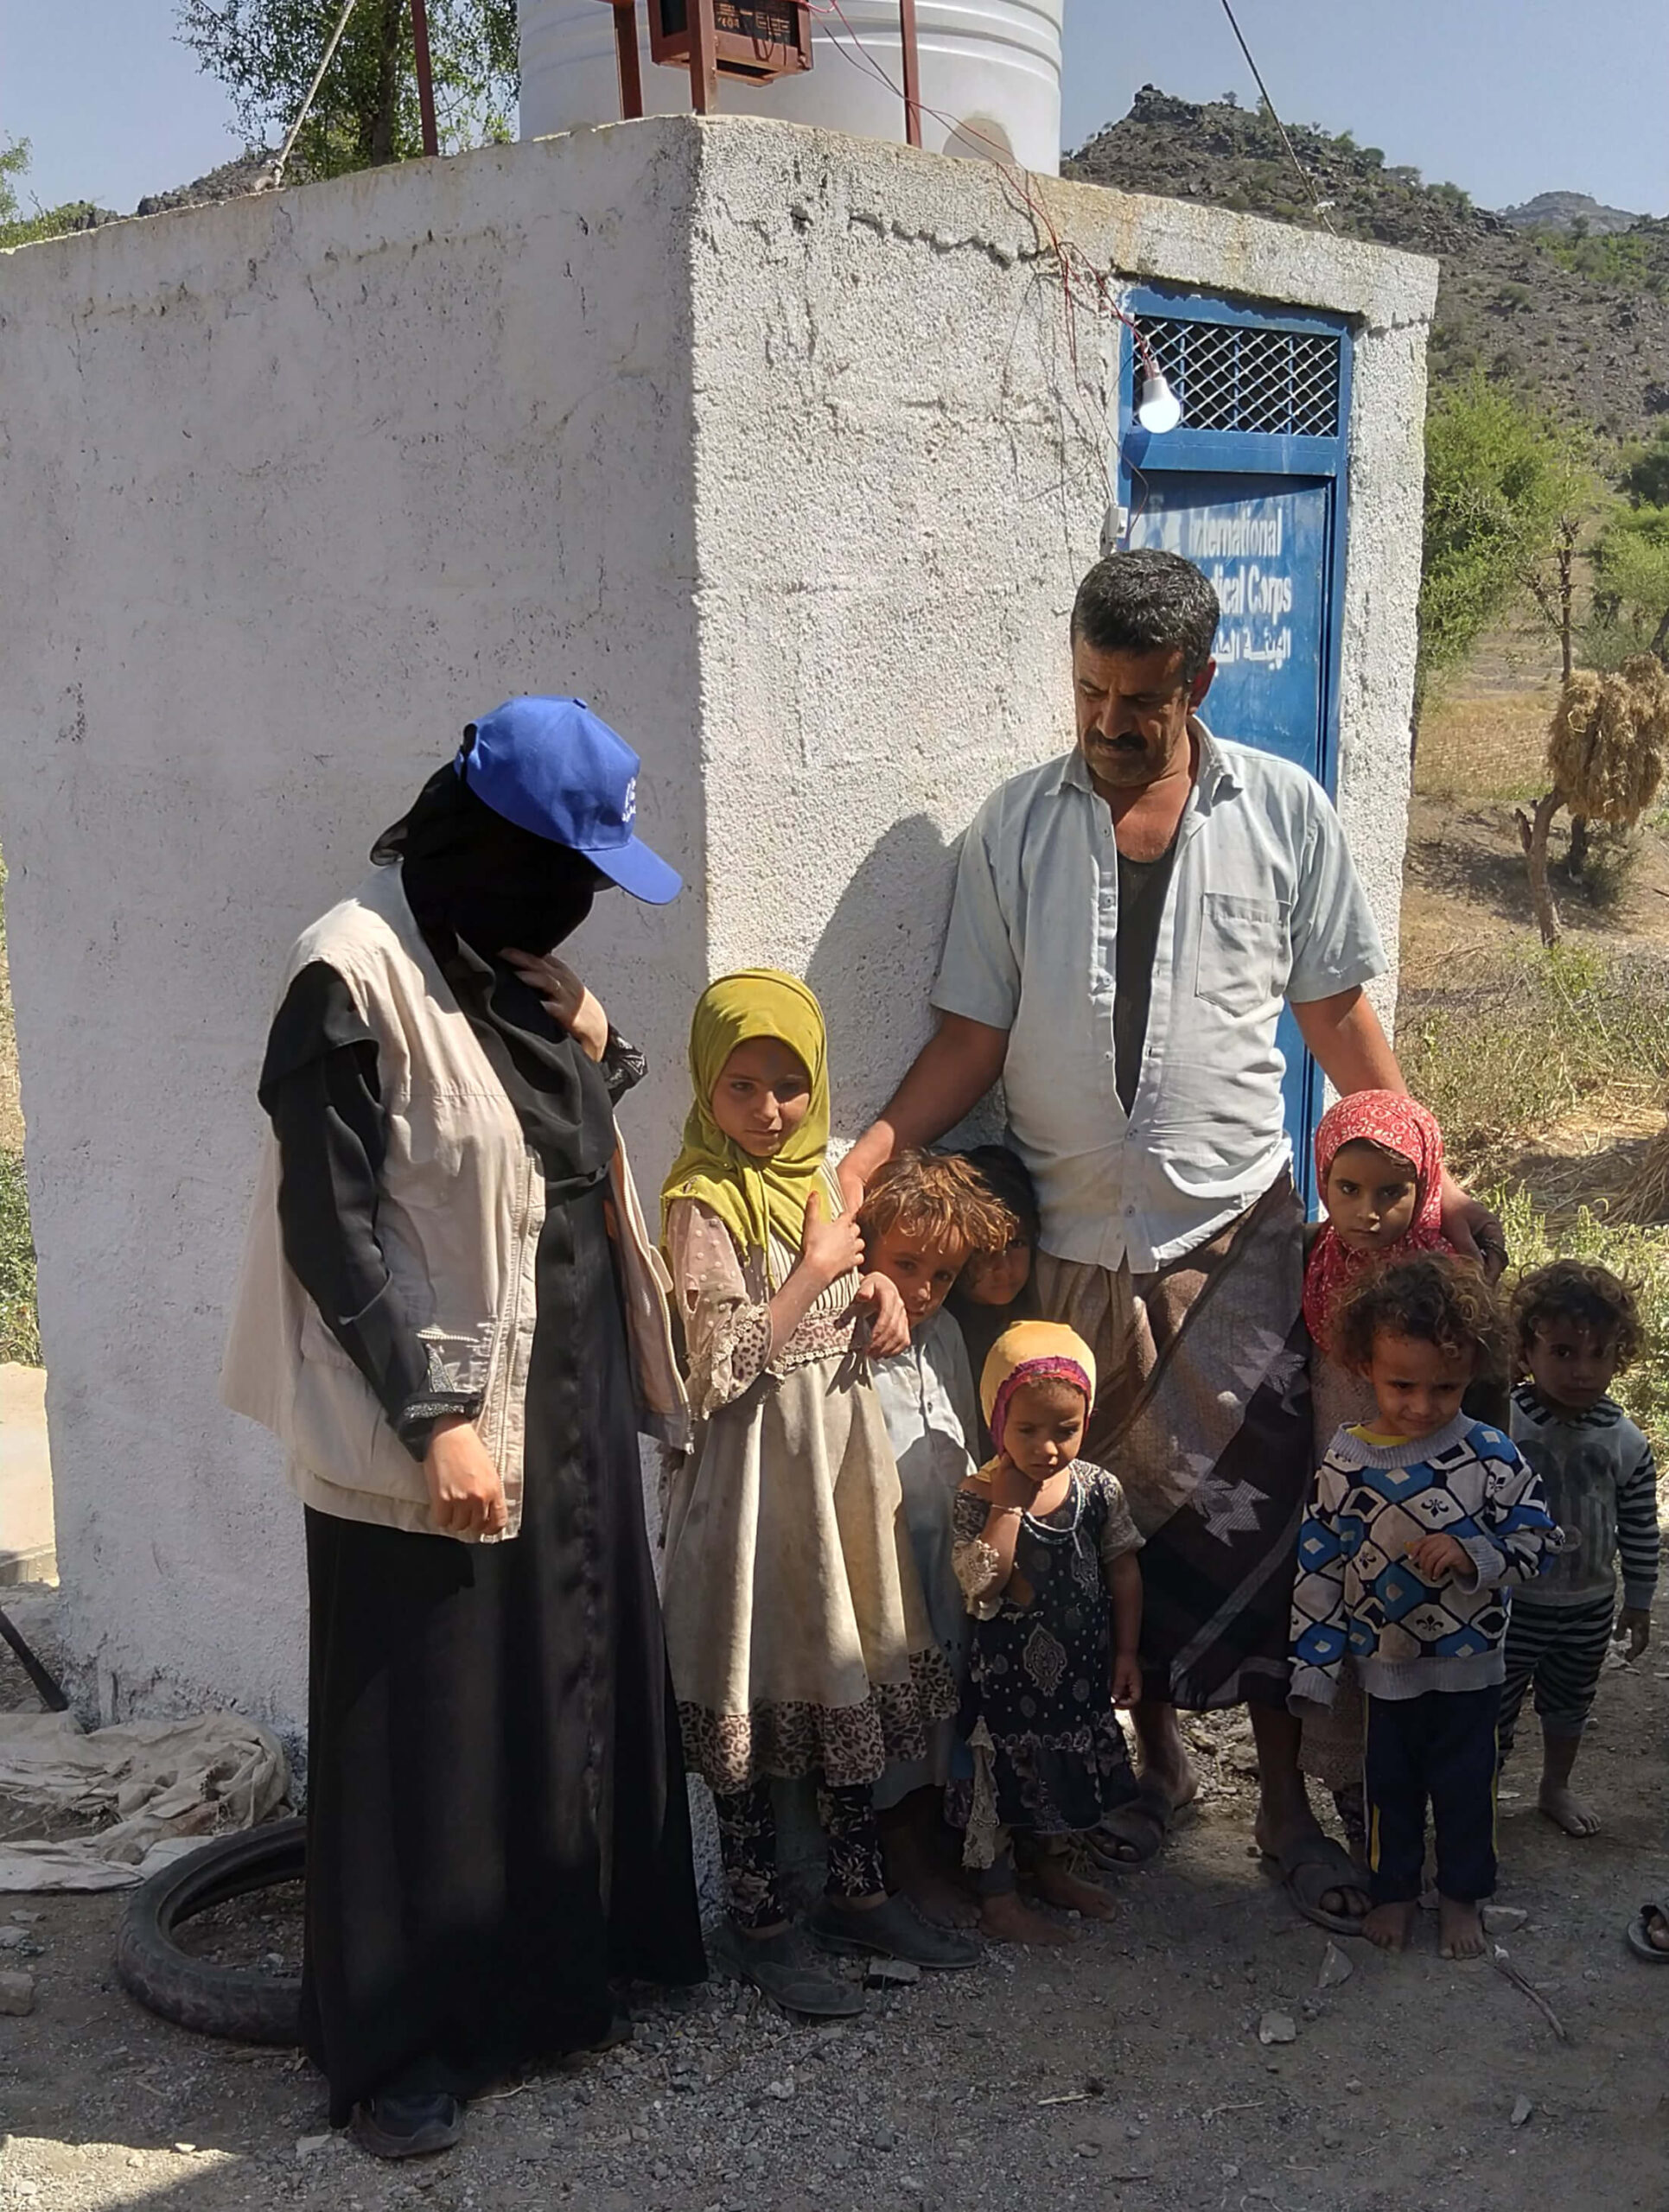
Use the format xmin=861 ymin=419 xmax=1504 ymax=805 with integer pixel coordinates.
xmin=1502 ymin=1260 xmax=1659 ymax=1840
xmin=858 ymin=1152 xmax=1016 ymax=1919
xmin=1290 ymin=1255 xmax=1560 ymax=1958
xmin=943 ymin=1146 xmax=1042 ymax=1459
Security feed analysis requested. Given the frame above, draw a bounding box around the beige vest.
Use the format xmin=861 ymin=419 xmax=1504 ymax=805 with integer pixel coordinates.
xmin=220 ymin=863 xmax=686 ymax=1541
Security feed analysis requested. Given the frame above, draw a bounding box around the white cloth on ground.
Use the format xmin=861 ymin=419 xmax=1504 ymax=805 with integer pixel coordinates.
xmin=0 ymin=1711 xmax=288 ymax=1891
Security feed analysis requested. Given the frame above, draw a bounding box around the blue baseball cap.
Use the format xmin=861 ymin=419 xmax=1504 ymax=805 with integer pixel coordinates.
xmin=456 ymin=696 xmax=681 ymax=906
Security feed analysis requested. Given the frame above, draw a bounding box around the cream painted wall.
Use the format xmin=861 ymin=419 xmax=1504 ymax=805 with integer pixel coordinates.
xmin=0 ymin=118 xmax=1434 ymax=1732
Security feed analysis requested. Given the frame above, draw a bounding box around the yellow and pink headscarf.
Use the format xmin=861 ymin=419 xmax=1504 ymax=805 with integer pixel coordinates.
xmin=978 ymin=1322 xmax=1098 ymax=1458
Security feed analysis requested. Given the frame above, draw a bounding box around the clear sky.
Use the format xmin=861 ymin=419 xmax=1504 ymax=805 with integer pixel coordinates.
xmin=3 ymin=0 xmax=1666 ymax=220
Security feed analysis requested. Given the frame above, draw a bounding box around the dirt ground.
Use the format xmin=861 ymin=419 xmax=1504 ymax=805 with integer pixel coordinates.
xmin=1 ymin=1625 xmax=1667 ymax=2212
xmin=3 ymin=680 xmax=1667 ymax=2209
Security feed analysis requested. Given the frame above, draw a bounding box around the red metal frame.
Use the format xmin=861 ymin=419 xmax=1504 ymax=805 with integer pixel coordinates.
xmin=897 ymin=0 xmax=921 ymax=147
xmin=607 ymin=0 xmax=646 ymax=117
xmin=410 ymin=0 xmax=440 ymax=156
xmin=593 ymin=0 xmax=920 ymax=137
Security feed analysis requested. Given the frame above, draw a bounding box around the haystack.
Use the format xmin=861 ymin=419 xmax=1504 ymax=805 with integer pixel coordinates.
xmin=1547 ymin=656 xmax=1669 ymax=824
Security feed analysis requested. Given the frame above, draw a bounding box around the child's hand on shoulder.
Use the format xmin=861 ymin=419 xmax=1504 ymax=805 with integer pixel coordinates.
xmin=1616 ymin=1606 xmax=1652 ymax=1661
xmin=798 ymin=1188 xmax=863 ymax=1290
xmin=856 ymin=1270 xmax=910 ymax=1357
xmin=1404 ymin=1531 xmax=1473 ymax=1584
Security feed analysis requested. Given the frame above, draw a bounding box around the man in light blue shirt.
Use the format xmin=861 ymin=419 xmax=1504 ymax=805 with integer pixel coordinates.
xmin=843 ymin=550 xmax=1501 ymax=1931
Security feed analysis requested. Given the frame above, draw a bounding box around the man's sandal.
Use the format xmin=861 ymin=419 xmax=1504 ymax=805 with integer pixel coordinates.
xmin=1268 ymin=1833 xmax=1368 ymax=1936
xmin=1626 ymin=1901 xmax=1669 ymax=1962
xmin=1082 ymin=1781 xmax=1175 ymax=1870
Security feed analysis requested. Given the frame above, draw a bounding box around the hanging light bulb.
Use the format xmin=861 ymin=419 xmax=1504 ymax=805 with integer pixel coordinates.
xmin=1137 ymin=365 xmax=1182 ymax=434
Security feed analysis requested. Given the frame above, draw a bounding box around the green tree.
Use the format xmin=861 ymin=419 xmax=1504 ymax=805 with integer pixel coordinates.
xmin=1415 ymin=375 xmax=1581 ymax=723
xmin=0 ymin=136 xmax=29 ymax=223
xmin=0 ymin=134 xmax=108 ymax=249
xmin=1589 ymin=504 xmax=1669 ymax=664
xmin=178 ymin=0 xmax=518 ymax=179
xmin=1621 ymin=427 xmax=1669 ymax=510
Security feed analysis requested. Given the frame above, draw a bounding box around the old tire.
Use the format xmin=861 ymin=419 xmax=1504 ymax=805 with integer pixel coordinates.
xmin=115 ymin=1817 xmax=305 ymax=2045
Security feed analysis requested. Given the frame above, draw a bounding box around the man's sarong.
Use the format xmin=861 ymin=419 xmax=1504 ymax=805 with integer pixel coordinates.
xmin=1035 ymin=1175 xmax=1310 ymax=1713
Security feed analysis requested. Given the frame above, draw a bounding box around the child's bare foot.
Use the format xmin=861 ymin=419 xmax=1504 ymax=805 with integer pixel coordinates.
xmin=898 ymin=1864 xmax=978 ymax=1929
xmin=1362 ymin=1900 xmax=1417 ymax=1952
xmin=1539 ymin=1782 xmax=1602 ymax=1837
xmin=978 ymin=1890 xmax=1074 ymax=1946
xmin=1438 ymin=1895 xmax=1485 ymax=1959
xmin=1025 ymin=1853 xmax=1116 ymax=1920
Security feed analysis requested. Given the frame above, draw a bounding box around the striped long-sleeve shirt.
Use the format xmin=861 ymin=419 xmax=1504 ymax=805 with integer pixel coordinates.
xmin=1290 ymin=1413 xmax=1560 ymax=1703
xmin=1508 ymin=1385 xmax=1660 ymax=1612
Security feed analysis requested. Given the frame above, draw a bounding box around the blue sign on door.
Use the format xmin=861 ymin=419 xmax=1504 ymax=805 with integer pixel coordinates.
xmin=1130 ymin=468 xmax=1339 ymax=1208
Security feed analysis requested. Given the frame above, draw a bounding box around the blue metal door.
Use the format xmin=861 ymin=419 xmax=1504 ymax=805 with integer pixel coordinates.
xmin=1118 ymin=298 xmax=1354 ymax=1210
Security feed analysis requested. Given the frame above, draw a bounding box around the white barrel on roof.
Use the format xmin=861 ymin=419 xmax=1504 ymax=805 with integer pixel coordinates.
xmin=519 ymin=0 xmax=1066 ymax=176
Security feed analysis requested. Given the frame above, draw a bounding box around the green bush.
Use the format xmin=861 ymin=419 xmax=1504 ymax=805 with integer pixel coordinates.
xmin=1400 ymin=943 xmax=1669 ymax=1183
xmin=0 ymin=1149 xmax=40 ymax=1367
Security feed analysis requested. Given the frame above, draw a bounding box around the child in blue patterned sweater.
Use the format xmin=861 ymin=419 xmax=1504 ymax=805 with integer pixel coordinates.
xmin=1290 ymin=1255 xmax=1560 ymax=1959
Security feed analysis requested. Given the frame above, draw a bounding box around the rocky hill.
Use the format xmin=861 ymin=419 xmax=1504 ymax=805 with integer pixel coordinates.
xmin=1500 ymin=191 xmax=1643 ymax=238
xmin=1065 ymin=88 xmax=1669 ymax=445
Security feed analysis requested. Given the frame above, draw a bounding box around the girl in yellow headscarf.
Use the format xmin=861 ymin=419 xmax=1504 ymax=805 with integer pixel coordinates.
xmin=659 ymin=971 xmax=979 ymax=2008
xmin=950 ymin=1322 xmax=1163 ymax=1942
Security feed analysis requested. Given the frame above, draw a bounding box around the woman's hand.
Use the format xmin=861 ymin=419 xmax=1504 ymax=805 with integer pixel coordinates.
xmin=856 ymin=1270 xmax=910 ymax=1358
xmin=1112 ymin=1652 xmax=1143 ymax=1708
xmin=504 ymin=950 xmax=609 ymax=1064
xmin=424 ymin=1415 xmax=508 ymax=1538
xmin=798 ymin=1188 xmax=864 ymax=1291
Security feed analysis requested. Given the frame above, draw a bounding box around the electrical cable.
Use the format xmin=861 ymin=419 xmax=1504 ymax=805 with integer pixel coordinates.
xmin=268 ymin=0 xmax=364 ymax=189
xmin=1214 ymin=0 xmax=1338 ymax=235
xmin=806 ymin=0 xmax=1162 ymax=531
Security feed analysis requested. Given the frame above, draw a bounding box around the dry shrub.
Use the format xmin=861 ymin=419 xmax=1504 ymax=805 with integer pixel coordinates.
xmin=1547 ymin=656 xmax=1669 ymax=823
xmin=1416 ymin=690 xmax=1555 ymax=802
xmin=1623 ymin=1107 xmax=1669 ymax=1225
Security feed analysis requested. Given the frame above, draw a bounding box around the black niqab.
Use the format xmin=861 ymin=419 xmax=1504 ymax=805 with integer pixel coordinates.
xmin=373 ymin=764 xmax=616 ymax=1201
xmin=373 ymin=764 xmax=602 ymax=959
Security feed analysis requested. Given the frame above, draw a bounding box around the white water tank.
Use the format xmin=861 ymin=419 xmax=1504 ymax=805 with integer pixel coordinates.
xmin=519 ymin=1 xmax=1065 ymax=175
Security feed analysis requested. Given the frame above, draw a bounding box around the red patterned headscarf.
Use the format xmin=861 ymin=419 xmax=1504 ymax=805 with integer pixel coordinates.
xmin=1302 ymin=1090 xmax=1452 ymax=1354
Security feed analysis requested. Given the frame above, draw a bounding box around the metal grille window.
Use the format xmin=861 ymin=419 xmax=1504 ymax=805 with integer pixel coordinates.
xmin=1131 ymin=318 xmax=1342 ymax=436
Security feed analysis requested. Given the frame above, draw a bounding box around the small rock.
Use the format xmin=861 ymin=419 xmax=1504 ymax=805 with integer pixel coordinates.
xmin=296 ymin=2133 xmax=332 ymax=2158
xmin=1482 ymin=1906 xmax=1529 ymax=1935
xmin=1317 ymin=1941 xmax=1353 ymax=1989
xmin=8 ymin=1911 xmax=41 ymax=1924
xmin=174 ymin=2142 xmax=196 ymax=2155
xmin=0 ymin=1971 xmax=35 ymax=2015
xmin=1258 ymin=2010 xmax=1297 ymax=2045
xmin=897 ymin=2178 xmax=925 ymax=2199
xmin=763 ymin=2077 xmax=795 ymax=2101
xmin=0 ymin=1927 xmax=29 ymax=1951
xmin=1511 ymin=2094 xmax=1533 ymax=2129
xmin=864 ymin=1959 xmax=920 ymax=1988
xmin=1345 ymin=2077 xmax=1363 ymax=2093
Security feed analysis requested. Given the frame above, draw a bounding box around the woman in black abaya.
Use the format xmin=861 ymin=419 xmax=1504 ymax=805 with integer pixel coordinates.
xmin=228 ymin=698 xmax=704 ymax=2158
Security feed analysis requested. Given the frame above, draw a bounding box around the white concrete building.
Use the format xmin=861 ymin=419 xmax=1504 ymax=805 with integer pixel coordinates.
xmin=0 ymin=118 xmax=1435 ymax=1735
